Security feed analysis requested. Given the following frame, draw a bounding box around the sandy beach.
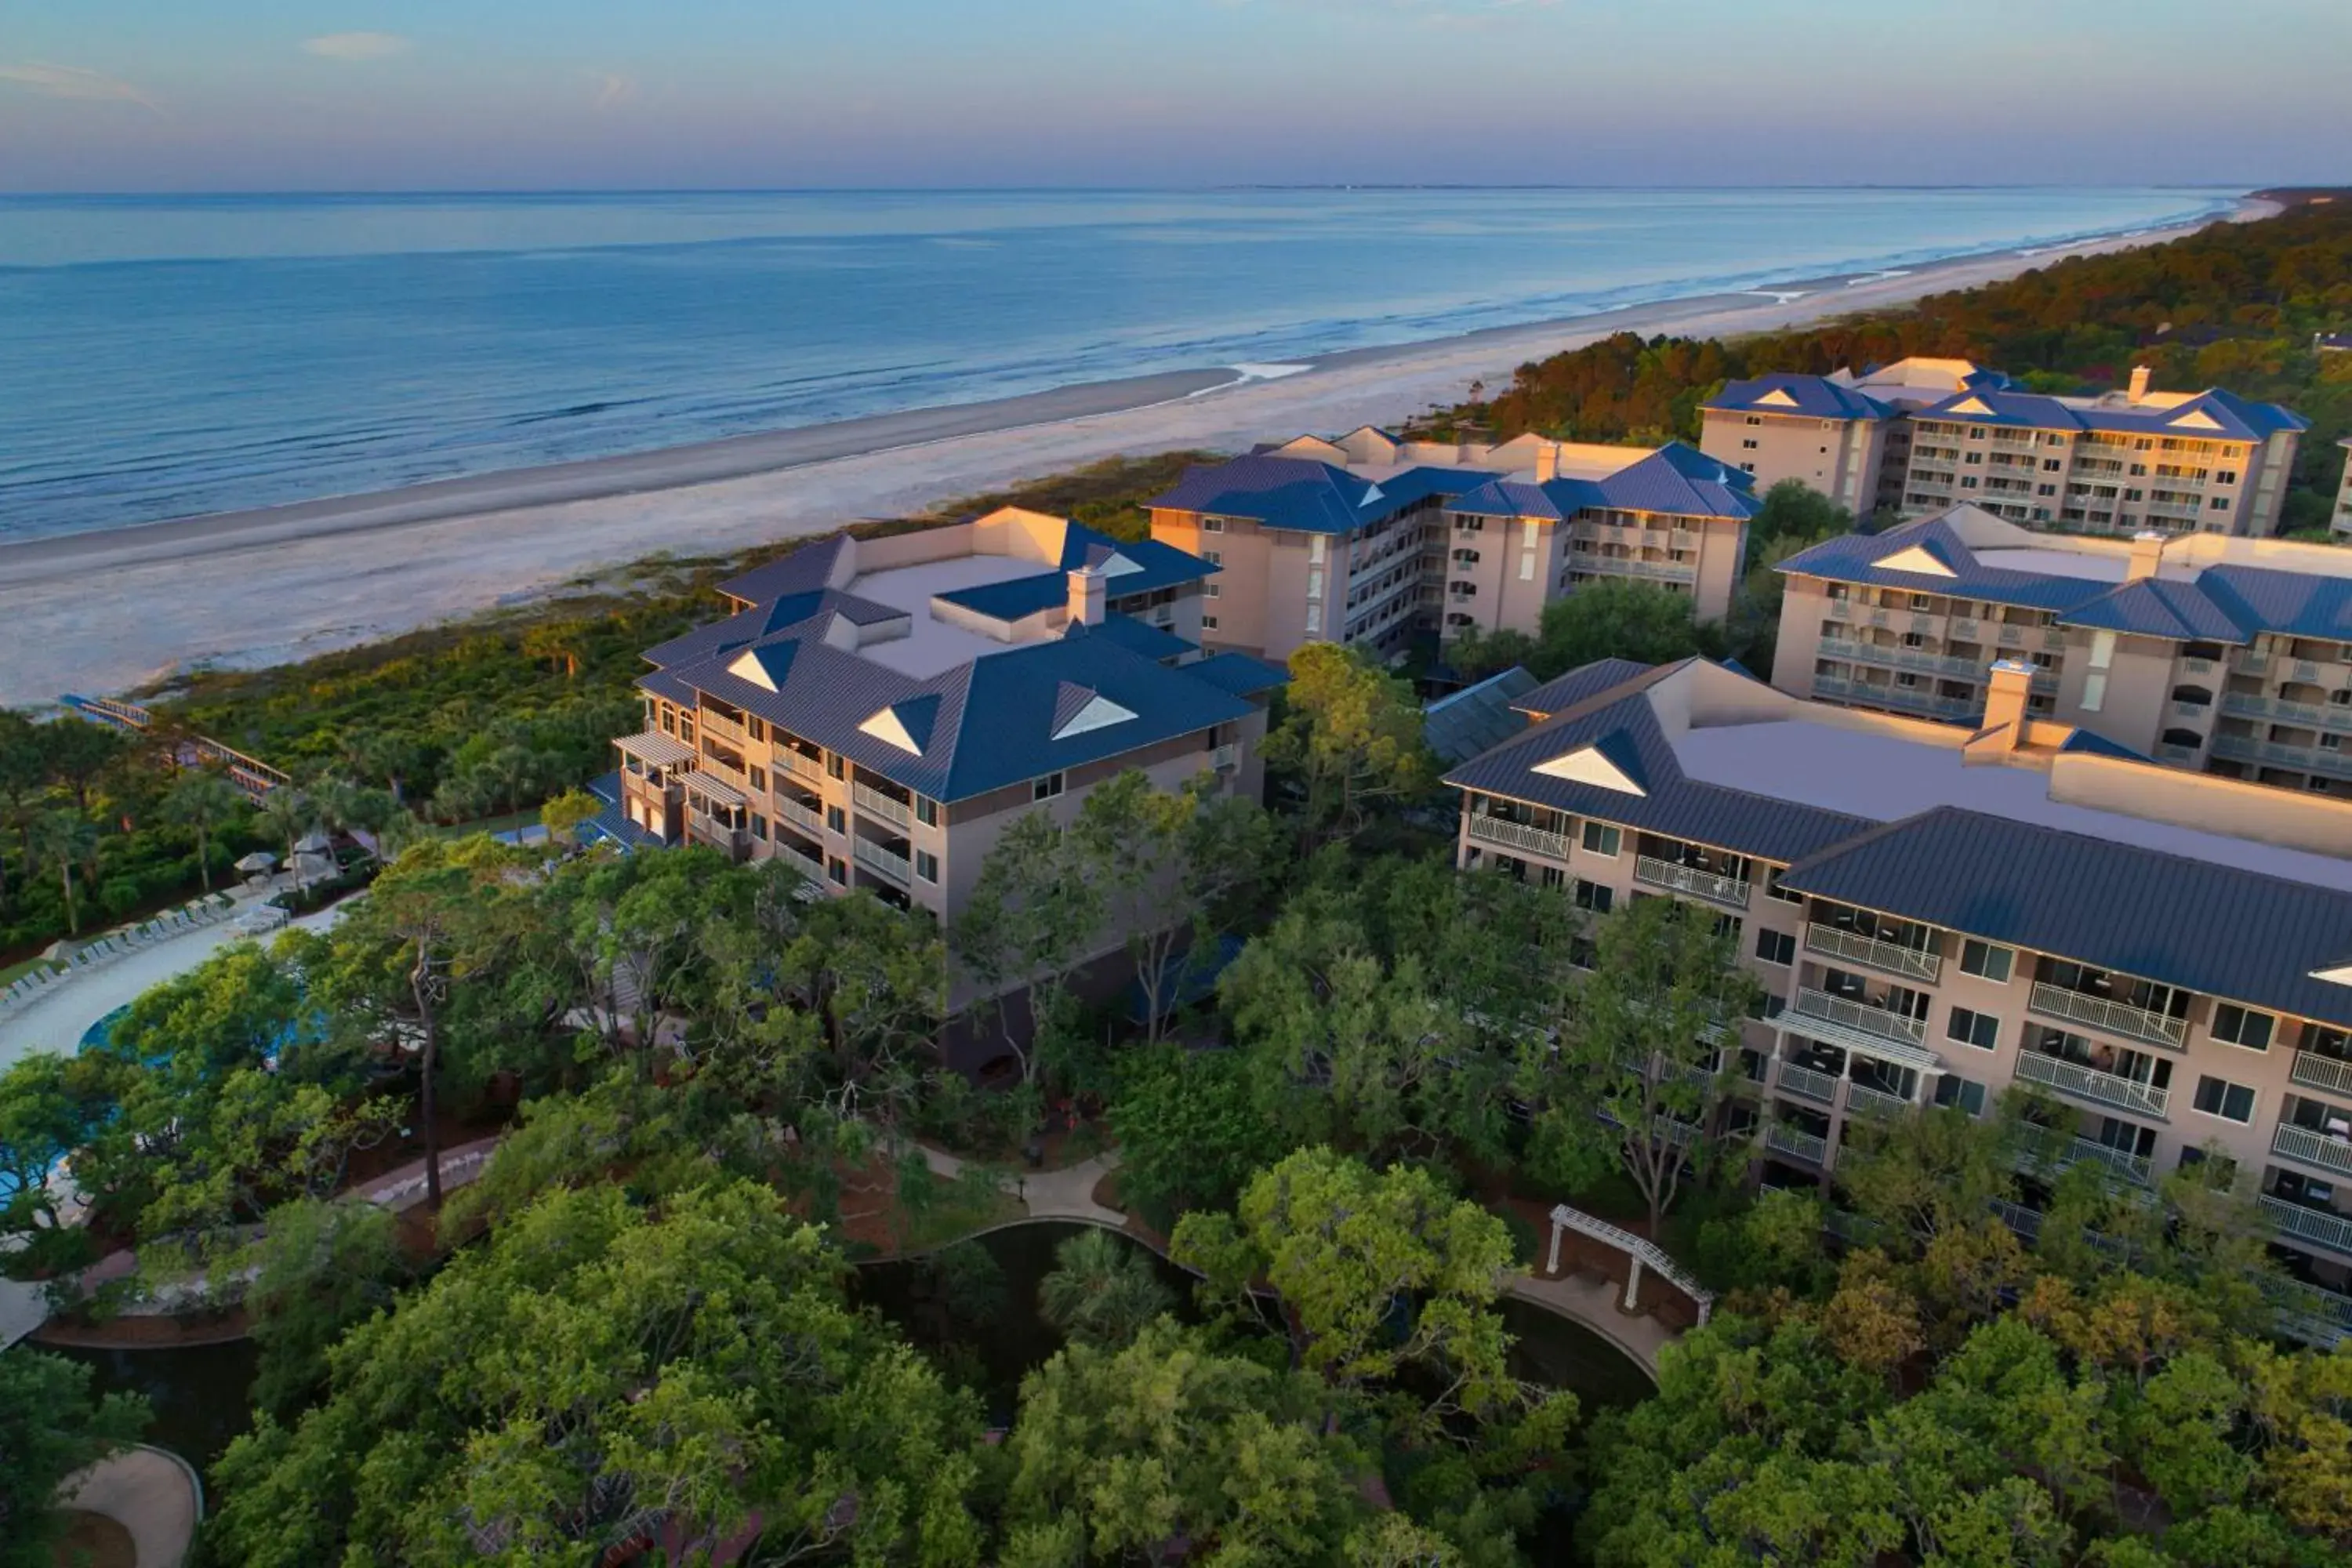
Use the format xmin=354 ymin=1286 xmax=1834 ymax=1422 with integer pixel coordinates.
xmin=0 ymin=201 xmax=2271 ymax=709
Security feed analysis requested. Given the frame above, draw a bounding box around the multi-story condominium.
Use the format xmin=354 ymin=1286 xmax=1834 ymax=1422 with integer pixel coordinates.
xmin=1774 ymin=501 xmax=2352 ymax=796
xmin=609 ymin=506 xmax=1283 ymax=941
xmin=1446 ymin=653 xmax=2352 ymax=1333
xmin=2334 ymin=437 xmax=2352 ymax=539
xmin=1703 ymin=358 xmax=2307 ymax=537
xmin=1145 ymin=426 xmax=1756 ymax=662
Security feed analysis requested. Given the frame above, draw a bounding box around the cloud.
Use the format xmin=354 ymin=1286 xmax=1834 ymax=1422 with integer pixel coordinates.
xmin=0 ymin=60 xmax=163 ymax=114
xmin=302 ymin=32 xmax=412 ymax=61
xmin=592 ymin=72 xmax=640 ymax=111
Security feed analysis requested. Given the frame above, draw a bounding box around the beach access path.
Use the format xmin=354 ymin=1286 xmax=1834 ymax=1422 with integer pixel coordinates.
xmin=0 ymin=203 xmax=2273 ymax=710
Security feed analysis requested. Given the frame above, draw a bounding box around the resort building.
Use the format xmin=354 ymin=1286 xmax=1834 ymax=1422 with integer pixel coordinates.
xmin=2334 ymin=437 xmax=2352 ymax=539
xmin=1701 ymin=358 xmax=2307 ymax=537
xmin=608 ymin=508 xmax=1283 ymax=937
xmin=1145 ymin=427 xmax=1756 ymax=663
xmin=1446 ymin=654 xmax=2352 ymax=1334
xmin=1773 ymin=502 xmax=2352 ymax=794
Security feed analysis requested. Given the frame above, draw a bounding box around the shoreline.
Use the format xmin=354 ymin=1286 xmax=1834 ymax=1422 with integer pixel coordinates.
xmin=1 ymin=197 xmax=2271 ymax=706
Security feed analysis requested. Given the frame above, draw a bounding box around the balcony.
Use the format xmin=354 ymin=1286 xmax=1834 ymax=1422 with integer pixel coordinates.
xmin=699 ymin=707 xmax=746 ymax=744
xmin=853 ymin=780 xmax=913 ymax=829
xmin=2290 ymin=1051 xmax=2352 ymax=1099
xmin=2154 ymin=742 xmax=2199 ymax=764
xmin=773 ymin=840 xmax=825 ymax=885
xmin=776 ymin=796 xmax=824 ymax=839
xmin=779 ymin=748 xmax=826 ymax=786
xmin=852 ymin=837 xmax=913 ymax=886
xmin=1788 ymin=987 xmax=1929 ymax=1051
xmin=2027 ymin=981 xmax=2187 ymax=1052
xmin=2272 ymin=1123 xmax=2352 ymax=1179
xmin=2265 ymin=1275 xmax=2352 ymax=1349
xmin=1468 ymin=814 xmax=1571 ymax=860
xmin=2263 ymin=1193 xmax=2352 ymax=1258
xmin=2016 ymin=1129 xmax=2153 ymax=1187
xmin=2013 ymin=1049 xmax=2170 ymax=1120
xmin=1765 ymin=1121 xmax=1831 ymax=1167
xmin=1774 ymin=1059 xmax=1841 ymax=1105
xmin=1810 ymin=675 xmax=1978 ymax=723
xmin=1633 ymin=855 xmax=1751 ymax=909
xmin=1585 ymin=557 xmax=1697 ymax=586
xmin=1208 ymin=742 xmax=1241 ymax=772
xmin=1817 ymin=637 xmax=1981 ymax=681
xmin=1845 ymin=1083 xmax=1912 ymax=1120
xmin=2210 ymin=733 xmax=2352 ymax=780
xmin=1803 ymin=923 xmax=1941 ymax=984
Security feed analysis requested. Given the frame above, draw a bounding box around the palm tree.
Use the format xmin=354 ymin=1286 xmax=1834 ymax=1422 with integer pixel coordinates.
xmin=1036 ymin=1227 xmax=1174 ymax=1351
xmin=257 ymin=786 xmax=319 ymax=894
xmin=162 ymin=769 xmax=245 ymax=892
xmin=30 ymin=811 xmax=98 ymax=936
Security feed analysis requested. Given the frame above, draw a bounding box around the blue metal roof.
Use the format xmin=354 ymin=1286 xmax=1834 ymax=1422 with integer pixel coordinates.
xmin=1512 ymin=658 xmax=1657 ymax=717
xmin=1075 ymin=615 xmax=1196 ymax=662
xmin=1447 ymin=443 xmax=1759 ymax=524
xmin=1917 ymin=386 xmax=2307 ymax=441
xmin=1780 ymin=808 xmax=2352 ymax=1030
xmin=716 ymin=535 xmax=851 ymax=605
xmin=1424 ymin=666 xmax=1541 ymax=766
xmin=1775 ymin=517 xmax=2102 ymax=617
xmin=1185 ymin=651 xmax=1290 ymax=699
xmin=1149 ymin=455 xmax=1493 ymax=536
xmin=1704 ymin=374 xmax=1893 ymax=421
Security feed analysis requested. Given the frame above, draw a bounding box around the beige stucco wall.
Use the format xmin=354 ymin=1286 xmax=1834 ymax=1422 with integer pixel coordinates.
xmin=1701 ymin=410 xmax=1885 ymax=514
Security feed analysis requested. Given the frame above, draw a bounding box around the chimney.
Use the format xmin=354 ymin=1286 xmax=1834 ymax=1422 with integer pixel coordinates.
xmin=2126 ymin=529 xmax=2167 ymax=583
xmin=1980 ymin=660 xmax=2034 ymax=752
xmin=2127 ymin=365 xmax=2153 ymax=405
xmin=1066 ymin=564 xmax=1106 ymax=628
xmin=1534 ymin=442 xmax=1559 ymax=484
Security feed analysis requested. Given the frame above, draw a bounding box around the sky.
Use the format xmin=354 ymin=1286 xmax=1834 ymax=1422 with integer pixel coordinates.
xmin=2 ymin=1 xmax=2347 ymax=192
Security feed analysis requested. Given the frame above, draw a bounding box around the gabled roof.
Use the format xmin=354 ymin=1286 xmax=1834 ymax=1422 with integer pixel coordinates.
xmin=1148 ymin=455 xmax=1493 ymax=536
xmin=1780 ymin=808 xmax=2352 ymax=1029
xmin=1447 ymin=443 xmax=1760 ymax=524
xmin=1425 ymin=666 xmax=1542 ymax=766
xmin=1184 ymin=651 xmax=1290 ymax=699
xmin=1917 ymin=386 xmax=2307 ymax=441
xmin=1071 ymin=614 xmax=1195 ymax=663
xmin=717 ymin=535 xmax=852 ymax=606
xmin=1512 ymin=659 xmax=1656 ymax=718
xmin=1776 ymin=514 xmax=2103 ymax=617
xmin=1704 ymin=373 xmax=1893 ymax=421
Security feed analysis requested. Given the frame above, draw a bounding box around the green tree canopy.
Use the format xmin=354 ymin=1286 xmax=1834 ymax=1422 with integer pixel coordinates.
xmin=0 ymin=1350 xmax=148 ymax=1568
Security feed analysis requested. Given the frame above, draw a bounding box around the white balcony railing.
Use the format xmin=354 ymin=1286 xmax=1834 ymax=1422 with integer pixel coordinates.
xmin=777 ymin=797 xmax=824 ymax=838
xmin=773 ymin=841 xmax=825 ymax=885
xmin=1208 ymin=743 xmax=1241 ymax=771
xmin=2289 ymin=1051 xmax=2352 ymax=1100
xmin=1633 ymin=855 xmax=1751 ymax=909
xmin=779 ymin=748 xmax=826 ymax=785
xmin=1775 ymin=1060 xmax=1840 ymax=1105
xmin=1789 ymin=988 xmax=1930 ymax=1050
xmin=1803 ymin=923 xmax=1941 ymax=983
xmin=2263 ymin=1193 xmax=2352 ymax=1258
xmin=1468 ymin=815 xmax=1571 ymax=860
xmin=1845 ymin=1083 xmax=1912 ymax=1120
xmin=851 ymin=837 xmax=912 ymax=886
xmin=2273 ymin=1123 xmax=2352 ymax=1179
xmin=2013 ymin=1049 xmax=2171 ymax=1120
xmin=2017 ymin=1130 xmax=2154 ymax=1187
xmin=2027 ymin=981 xmax=2187 ymax=1052
xmin=1765 ymin=1122 xmax=1831 ymax=1167
xmin=852 ymin=781 xmax=912 ymax=829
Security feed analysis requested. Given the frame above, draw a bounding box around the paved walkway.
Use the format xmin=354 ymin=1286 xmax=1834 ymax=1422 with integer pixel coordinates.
xmin=916 ymin=1144 xmax=1128 ymax=1229
xmin=56 ymin=1444 xmax=201 ymax=1568
xmin=1506 ymin=1267 xmax=1675 ymax=1376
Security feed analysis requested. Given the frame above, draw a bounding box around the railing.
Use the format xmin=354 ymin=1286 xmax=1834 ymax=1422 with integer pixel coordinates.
xmin=2238 ymin=651 xmax=2270 ymax=674
xmin=779 ymin=748 xmax=827 ymax=785
xmin=2018 ymin=1130 xmax=2154 ymax=1187
xmin=851 ymin=837 xmax=912 ymax=885
xmin=1989 ymin=1199 xmax=2045 ymax=1241
xmin=2154 ymin=742 xmax=2199 ymax=763
xmin=1789 ymin=988 xmax=1929 ymax=1049
xmin=1545 ymin=1203 xmax=1715 ymax=1323
xmin=1775 ymin=1060 xmax=1841 ymax=1105
xmin=1810 ymin=676 xmax=1978 ymax=722
xmin=773 ymin=841 xmax=825 ymax=885
xmin=1765 ymin=1122 xmax=1831 ymax=1167
xmin=1633 ymin=855 xmax=1751 ymax=909
xmin=1845 ymin=1083 xmax=1911 ymax=1120
xmin=2014 ymin=1049 xmax=2170 ymax=1119
xmin=2264 ymin=1275 xmax=2352 ymax=1349
xmin=2169 ymin=699 xmax=2212 ymax=722
xmin=2273 ymin=1123 xmax=2352 ymax=1179
xmin=699 ymin=707 xmax=746 ymax=743
xmin=2211 ymin=733 xmax=2352 ymax=780
xmin=686 ymin=808 xmax=745 ymax=849
xmin=776 ymin=797 xmax=823 ymax=838
xmin=1208 ymin=743 xmax=1241 ymax=771
xmin=2027 ymin=981 xmax=2187 ymax=1051
xmin=1803 ymin=923 xmax=1941 ymax=983
xmin=852 ymin=781 xmax=912 ymax=829
xmin=2181 ymin=657 xmax=2214 ymax=675
xmin=2290 ymin=1051 xmax=2352 ymax=1099
xmin=1588 ymin=557 xmax=1697 ymax=585
xmin=1668 ymin=529 xmax=1699 ymax=551
xmin=1817 ymin=637 xmax=1982 ymax=681
xmin=2262 ymin=1193 xmax=2352 ymax=1258
xmin=1468 ymin=815 xmax=1571 ymax=860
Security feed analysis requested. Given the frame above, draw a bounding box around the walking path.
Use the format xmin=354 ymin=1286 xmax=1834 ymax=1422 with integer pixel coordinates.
xmin=55 ymin=1444 xmax=201 ymax=1568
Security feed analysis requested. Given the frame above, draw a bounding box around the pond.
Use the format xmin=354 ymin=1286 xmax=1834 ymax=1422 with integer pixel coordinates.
xmin=37 ymin=1221 xmax=1654 ymax=1484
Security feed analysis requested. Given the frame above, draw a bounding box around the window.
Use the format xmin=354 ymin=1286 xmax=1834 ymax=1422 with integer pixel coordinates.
xmin=1202 ymin=517 xmax=1225 ymax=532
xmin=1766 ymin=867 xmax=1803 ymax=904
xmin=1581 ymin=821 xmax=1621 ymax=857
xmin=1741 ymin=437 xmax=1759 ymax=450
xmin=827 ymin=858 xmax=847 ymax=885
xmin=826 ymin=805 xmax=845 ymax=834
xmin=1203 ymin=582 xmax=1220 ymax=598
xmin=827 ymin=753 xmax=846 ymax=780
xmin=748 ymin=764 xmax=768 ymax=793
xmin=1947 ymin=1007 xmax=1999 ymax=1051
xmin=1755 ymin=927 xmax=1795 ymax=966
xmin=750 ymin=812 xmax=768 ymax=841
xmin=1573 ymin=878 xmax=1613 ymax=913
xmin=2191 ymin=1074 xmax=2256 ymax=1124
xmin=1202 ymin=550 xmax=1221 ymax=565
xmin=914 ymin=849 xmax=938 ymax=884
xmin=2210 ymin=1004 xmax=2273 ymax=1051
xmin=1958 ymin=939 xmax=2014 ymax=983
xmin=1033 ymin=771 xmax=1065 ymax=802
xmin=1934 ymin=1075 xmax=1988 ymax=1116
xmin=916 ymin=796 xmax=938 ymax=828
xmin=1745 ymin=415 xmax=1762 ymax=426
xmin=1202 ymin=614 xmax=1219 ymax=630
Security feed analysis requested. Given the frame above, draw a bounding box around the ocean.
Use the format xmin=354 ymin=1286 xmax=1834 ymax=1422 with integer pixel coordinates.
xmin=0 ymin=186 xmax=2234 ymax=543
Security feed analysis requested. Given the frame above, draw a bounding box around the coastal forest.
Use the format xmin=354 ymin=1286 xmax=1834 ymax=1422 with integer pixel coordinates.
xmin=6 ymin=645 xmax=2352 ymax=1567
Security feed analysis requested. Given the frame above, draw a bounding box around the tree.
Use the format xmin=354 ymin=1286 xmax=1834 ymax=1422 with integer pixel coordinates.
xmin=1265 ymin=643 xmax=1437 ymax=851
xmin=1521 ymin=579 xmax=1708 ymax=681
xmin=1036 ymin=1226 xmax=1174 ymax=1351
xmin=1107 ymin=1044 xmax=1266 ymax=1229
xmin=539 ymin=786 xmax=601 ymax=844
xmin=1069 ymin=769 xmax=1279 ymax=1044
xmin=256 ymin=785 xmax=319 ymax=891
xmin=0 ymin=710 xmax=45 ymax=906
xmin=28 ymin=811 xmax=96 ymax=935
xmin=161 ymin=768 xmax=245 ymax=892
xmin=0 ymin=1052 xmax=111 ymax=1258
xmin=235 ymin=1197 xmax=411 ymax=1419
xmin=997 ymin=1319 xmax=1372 ymax=1566
xmin=0 ymin=1350 xmax=148 ymax=1568
xmin=1748 ymin=477 xmax=1856 ymax=551
xmin=521 ymin=618 xmax=591 ymax=680
xmin=38 ymin=717 xmax=124 ymax=815
xmin=1523 ymin=895 xmax=1760 ymax=1234
xmin=950 ymin=808 xmax=1105 ymax=1090
xmin=209 ymin=1181 xmax=983 ymax=1568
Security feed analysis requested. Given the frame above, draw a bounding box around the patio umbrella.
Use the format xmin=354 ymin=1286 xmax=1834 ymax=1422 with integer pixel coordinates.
xmin=292 ymin=831 xmax=332 ymax=855
xmin=235 ymin=851 xmax=278 ymax=873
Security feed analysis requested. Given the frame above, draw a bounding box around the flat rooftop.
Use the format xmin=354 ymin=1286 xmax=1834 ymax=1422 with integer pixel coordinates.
xmin=1671 ymin=714 xmax=2352 ymax=895
xmin=845 ymin=555 xmax=1051 ymax=678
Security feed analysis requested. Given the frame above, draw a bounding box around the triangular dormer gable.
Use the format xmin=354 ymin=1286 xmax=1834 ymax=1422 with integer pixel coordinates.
xmin=1874 ymin=543 xmax=1957 ymax=579
xmin=2168 ymin=407 xmax=2226 ymax=431
xmin=1530 ymin=740 xmax=1648 ymax=797
xmin=1755 ymin=388 xmax=1800 ymax=408
xmin=860 ymin=705 xmax=927 ymax=755
xmin=1946 ymin=396 xmax=1994 ymax=417
xmin=1050 ymin=682 xmax=1137 ymax=740
xmin=1359 ymin=482 xmax=1385 ymax=508
xmin=2310 ymin=961 xmax=2352 ymax=989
